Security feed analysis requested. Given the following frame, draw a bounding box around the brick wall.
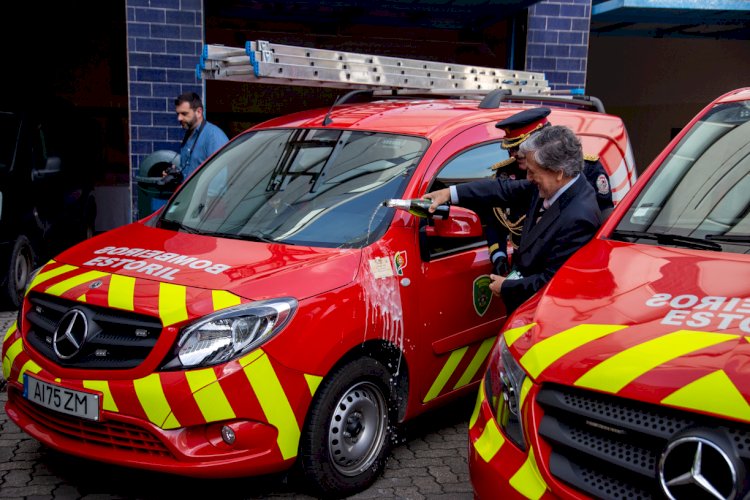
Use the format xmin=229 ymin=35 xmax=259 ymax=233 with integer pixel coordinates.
xmin=126 ymin=0 xmax=204 ymax=219
xmin=525 ymin=0 xmax=591 ymax=91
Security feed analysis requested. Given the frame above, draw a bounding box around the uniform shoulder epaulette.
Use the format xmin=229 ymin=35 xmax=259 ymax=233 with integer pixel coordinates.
xmin=491 ymin=157 xmax=517 ymax=170
xmin=584 ymin=153 xmax=600 ymax=162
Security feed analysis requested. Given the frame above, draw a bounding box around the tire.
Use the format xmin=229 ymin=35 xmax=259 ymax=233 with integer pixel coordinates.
xmin=299 ymin=358 xmax=394 ymax=498
xmin=1 ymin=235 xmax=34 ymax=309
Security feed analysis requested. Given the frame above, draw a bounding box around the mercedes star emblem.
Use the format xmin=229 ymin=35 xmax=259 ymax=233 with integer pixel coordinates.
xmin=53 ymin=309 xmax=89 ymax=359
xmin=659 ymin=432 xmax=740 ymax=500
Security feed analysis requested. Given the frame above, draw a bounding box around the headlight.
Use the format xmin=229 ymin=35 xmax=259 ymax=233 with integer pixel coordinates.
xmin=484 ymin=336 xmax=527 ymax=450
xmin=162 ymin=297 xmax=297 ymax=369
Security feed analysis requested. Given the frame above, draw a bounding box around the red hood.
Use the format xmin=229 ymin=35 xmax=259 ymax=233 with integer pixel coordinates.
xmin=51 ymin=221 xmax=361 ymax=301
xmin=506 ymin=238 xmax=750 ymax=418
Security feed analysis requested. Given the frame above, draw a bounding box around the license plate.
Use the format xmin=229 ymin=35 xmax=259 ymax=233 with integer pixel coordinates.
xmin=23 ymin=374 xmax=101 ymax=421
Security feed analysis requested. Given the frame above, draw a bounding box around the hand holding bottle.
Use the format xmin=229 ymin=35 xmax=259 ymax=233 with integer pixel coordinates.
xmin=423 ymin=189 xmax=451 ymax=214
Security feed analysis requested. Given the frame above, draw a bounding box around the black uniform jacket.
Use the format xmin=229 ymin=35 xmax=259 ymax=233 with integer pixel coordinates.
xmin=456 ymin=175 xmax=602 ymax=313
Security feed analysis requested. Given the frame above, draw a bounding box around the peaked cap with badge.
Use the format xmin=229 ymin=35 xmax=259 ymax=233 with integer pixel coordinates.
xmin=496 ymin=107 xmax=551 ymax=150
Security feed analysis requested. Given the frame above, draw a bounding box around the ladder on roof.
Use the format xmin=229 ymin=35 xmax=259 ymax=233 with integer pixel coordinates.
xmin=198 ymin=40 xmax=550 ymax=95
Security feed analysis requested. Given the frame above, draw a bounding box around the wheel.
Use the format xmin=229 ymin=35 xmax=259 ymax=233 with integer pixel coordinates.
xmin=1 ymin=235 xmax=34 ymax=309
xmin=299 ymin=358 xmax=394 ymax=498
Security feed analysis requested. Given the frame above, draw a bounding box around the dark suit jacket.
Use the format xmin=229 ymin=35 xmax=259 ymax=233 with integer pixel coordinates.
xmin=456 ymin=175 xmax=602 ymax=313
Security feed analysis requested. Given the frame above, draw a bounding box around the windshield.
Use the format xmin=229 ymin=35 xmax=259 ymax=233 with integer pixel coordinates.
xmin=158 ymin=128 xmax=427 ymax=248
xmin=613 ymin=100 xmax=750 ymax=254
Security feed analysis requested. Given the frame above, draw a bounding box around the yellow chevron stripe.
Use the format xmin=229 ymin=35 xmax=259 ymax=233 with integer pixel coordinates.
xmin=576 ymin=330 xmax=737 ymax=393
xmin=519 ymin=377 xmax=533 ymax=410
xmin=423 ymin=347 xmax=468 ymax=403
xmin=3 ymin=321 xmax=16 ymax=343
xmin=454 ymin=337 xmax=495 ymax=390
xmin=186 ymin=368 xmax=236 ymax=422
xmin=241 ymin=349 xmax=300 ymax=460
xmin=83 ymin=380 xmax=119 ymax=412
xmin=469 ymin=379 xmax=486 ymax=429
xmin=3 ymin=337 xmax=23 ymax=379
xmin=521 ymin=324 xmax=626 ymax=379
xmin=26 ymin=262 xmax=76 ymax=293
xmin=304 ymin=373 xmax=323 ymax=396
xmin=212 ymin=290 xmax=241 ymax=311
xmin=108 ymin=274 xmax=136 ymax=311
xmin=509 ymin=447 xmax=548 ymax=500
xmin=76 ymin=294 xmax=87 ymax=302
xmin=134 ymin=373 xmax=180 ymax=428
xmin=17 ymin=359 xmax=42 ymax=382
xmin=45 ymin=270 xmax=108 ymax=296
xmin=474 ymin=416 xmax=505 ymax=462
xmin=662 ymin=370 xmax=750 ymax=421
xmin=158 ymin=283 xmax=188 ymax=326
xmin=503 ymin=323 xmax=536 ymax=347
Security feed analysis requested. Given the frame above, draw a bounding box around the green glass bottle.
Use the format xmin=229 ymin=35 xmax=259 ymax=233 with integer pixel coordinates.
xmin=383 ymin=198 xmax=450 ymax=218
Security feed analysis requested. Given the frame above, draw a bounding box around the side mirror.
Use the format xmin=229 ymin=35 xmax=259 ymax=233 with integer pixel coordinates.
xmin=32 ymin=156 xmax=62 ymax=181
xmin=425 ymin=206 xmax=483 ymax=238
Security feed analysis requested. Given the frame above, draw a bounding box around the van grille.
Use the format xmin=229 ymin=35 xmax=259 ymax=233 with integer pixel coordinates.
xmin=536 ymin=385 xmax=750 ymax=499
xmin=10 ymin=387 xmax=171 ymax=457
xmin=24 ymin=292 xmax=163 ymax=369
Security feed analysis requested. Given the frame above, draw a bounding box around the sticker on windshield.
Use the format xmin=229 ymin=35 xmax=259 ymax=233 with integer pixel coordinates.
xmin=369 ymin=257 xmax=394 ymax=279
xmin=393 ymin=251 xmax=407 ymax=276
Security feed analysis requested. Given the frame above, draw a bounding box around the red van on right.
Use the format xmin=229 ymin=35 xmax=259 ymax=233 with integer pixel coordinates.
xmin=469 ymin=87 xmax=750 ymax=500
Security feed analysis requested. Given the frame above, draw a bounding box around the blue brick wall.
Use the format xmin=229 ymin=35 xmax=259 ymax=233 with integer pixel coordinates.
xmin=526 ymin=0 xmax=591 ymax=91
xmin=126 ymin=0 xmax=203 ymax=219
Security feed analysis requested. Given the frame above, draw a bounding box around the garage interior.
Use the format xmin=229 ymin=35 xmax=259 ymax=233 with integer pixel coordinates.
xmin=3 ymin=0 xmax=749 ymax=230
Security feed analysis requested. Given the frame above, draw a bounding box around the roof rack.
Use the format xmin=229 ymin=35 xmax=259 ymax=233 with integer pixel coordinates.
xmin=198 ymin=40 xmax=551 ymax=95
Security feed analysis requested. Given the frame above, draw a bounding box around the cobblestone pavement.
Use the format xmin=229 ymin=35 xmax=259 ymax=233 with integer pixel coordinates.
xmin=0 ymin=308 xmax=476 ymax=499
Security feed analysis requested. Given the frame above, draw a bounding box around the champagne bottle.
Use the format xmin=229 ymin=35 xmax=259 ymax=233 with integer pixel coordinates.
xmin=383 ymin=198 xmax=450 ymax=218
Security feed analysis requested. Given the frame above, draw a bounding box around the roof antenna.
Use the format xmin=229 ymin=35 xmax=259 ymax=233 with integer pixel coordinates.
xmin=322 ymin=94 xmax=341 ymax=126
xmin=322 ymin=90 xmax=375 ymax=126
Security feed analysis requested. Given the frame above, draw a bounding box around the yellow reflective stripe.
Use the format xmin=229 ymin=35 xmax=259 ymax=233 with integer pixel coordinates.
xmin=304 ymin=373 xmax=323 ymax=397
xmin=509 ymin=447 xmax=548 ymax=500
xmin=454 ymin=337 xmax=495 ymax=390
xmin=17 ymin=359 xmax=42 ymax=382
xmin=503 ymin=323 xmax=535 ymax=347
xmin=474 ymin=417 xmax=505 ymax=462
xmin=519 ymin=377 xmax=533 ymax=410
xmin=45 ymin=271 xmax=108 ymax=296
xmin=83 ymin=380 xmax=119 ymax=412
xmin=241 ymin=350 xmax=300 ymax=460
xmin=108 ymin=274 xmax=136 ymax=311
xmin=3 ymin=321 xmax=17 ymax=343
xmin=185 ymin=368 xmax=236 ymax=422
xmin=212 ymin=290 xmax=241 ymax=311
xmin=76 ymin=294 xmax=87 ymax=302
xmin=521 ymin=324 xmax=626 ymax=379
xmin=662 ymin=370 xmax=750 ymax=421
xmin=133 ymin=374 xmax=179 ymax=427
xmin=27 ymin=262 xmax=75 ymax=293
xmin=3 ymin=338 xmax=23 ymax=379
xmin=469 ymin=379 xmax=485 ymax=429
xmin=158 ymin=283 xmax=188 ymax=326
xmin=576 ymin=330 xmax=737 ymax=393
xmin=423 ymin=347 xmax=468 ymax=403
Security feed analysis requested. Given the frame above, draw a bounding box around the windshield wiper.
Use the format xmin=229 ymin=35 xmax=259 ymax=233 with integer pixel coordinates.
xmin=610 ymin=229 xmax=722 ymax=251
xmin=211 ymin=230 xmax=280 ymax=244
xmin=159 ymin=218 xmax=202 ymax=234
xmin=705 ymin=234 xmax=750 ymax=244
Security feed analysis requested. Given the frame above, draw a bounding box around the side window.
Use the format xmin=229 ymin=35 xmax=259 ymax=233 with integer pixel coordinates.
xmin=423 ymin=142 xmax=508 ymax=259
xmin=31 ymin=124 xmax=47 ymax=171
xmin=431 ymin=142 xmax=507 ymax=190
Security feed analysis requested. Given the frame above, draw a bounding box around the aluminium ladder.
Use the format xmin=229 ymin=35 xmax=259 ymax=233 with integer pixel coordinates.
xmin=198 ymin=40 xmax=550 ymax=95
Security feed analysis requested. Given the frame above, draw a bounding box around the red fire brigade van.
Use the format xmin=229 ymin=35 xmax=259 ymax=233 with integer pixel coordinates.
xmin=469 ymin=87 xmax=750 ymax=500
xmin=2 ymin=86 xmax=635 ymax=496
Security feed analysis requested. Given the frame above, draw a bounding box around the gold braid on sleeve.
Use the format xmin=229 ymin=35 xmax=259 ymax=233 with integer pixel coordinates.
xmin=493 ymin=207 xmax=525 ymax=249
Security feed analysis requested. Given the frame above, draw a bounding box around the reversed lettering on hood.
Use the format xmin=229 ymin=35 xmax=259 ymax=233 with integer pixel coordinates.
xmin=646 ymin=293 xmax=750 ymax=333
xmin=83 ymin=246 xmax=231 ymax=280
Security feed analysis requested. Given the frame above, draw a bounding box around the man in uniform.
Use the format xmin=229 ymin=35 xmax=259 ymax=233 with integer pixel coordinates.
xmin=484 ymin=107 xmax=613 ymax=276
